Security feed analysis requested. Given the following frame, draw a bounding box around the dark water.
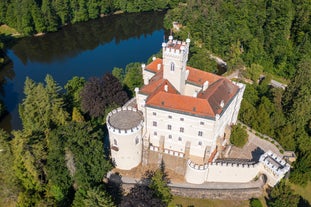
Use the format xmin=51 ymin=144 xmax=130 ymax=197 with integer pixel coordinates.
xmin=0 ymin=11 xmax=166 ymax=131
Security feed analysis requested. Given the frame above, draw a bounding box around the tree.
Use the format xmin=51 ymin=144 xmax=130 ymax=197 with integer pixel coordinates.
xmin=72 ymin=107 xmax=85 ymax=122
xmin=249 ymin=198 xmax=263 ymax=207
xmin=0 ymin=129 xmax=20 ymax=206
xmin=149 ymin=169 xmax=172 ymax=205
xmin=41 ymin=0 xmax=58 ymax=32
xmin=267 ymin=181 xmax=300 ymax=207
xmin=83 ymin=186 xmax=115 ymax=207
xmin=19 ymin=75 xmax=68 ymax=133
xmin=62 ymin=122 xmax=112 ymax=189
xmin=52 ymin=0 xmax=71 ymax=25
xmin=64 ymin=76 xmax=86 ymax=110
xmin=120 ymin=185 xmax=165 ymax=207
xmin=123 ymin=62 xmax=143 ymax=95
xmin=80 ymin=77 xmax=106 ymax=118
xmin=230 ymin=124 xmax=248 ymax=148
xmin=112 ymin=67 xmax=124 ymax=83
xmin=81 ymin=73 xmax=128 ymax=118
xmin=11 ymin=130 xmax=48 ymax=205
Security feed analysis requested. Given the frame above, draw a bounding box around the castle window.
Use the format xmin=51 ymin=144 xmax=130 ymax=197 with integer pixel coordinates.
xmin=169 ymin=135 xmax=172 ymax=139
xmin=178 ymin=137 xmax=182 ymax=142
xmin=200 ymin=121 xmax=204 ymax=125
xmin=180 ymin=117 xmax=184 ymax=121
xmin=113 ymin=139 xmax=118 ymax=146
xmin=154 ymin=131 xmax=157 ymax=136
xmin=168 ymin=125 xmax=172 ymax=130
xmin=198 ymin=131 xmax=203 ymax=136
xmin=153 ymin=121 xmax=157 ymax=127
xmin=135 ymin=137 xmax=139 ymax=145
xmin=198 ymin=141 xmax=202 ymax=146
xmin=168 ymin=115 xmax=172 ymax=119
xmin=153 ymin=112 xmax=157 ymax=116
xmin=170 ymin=62 xmax=175 ymax=71
xmin=180 ymin=127 xmax=184 ymax=133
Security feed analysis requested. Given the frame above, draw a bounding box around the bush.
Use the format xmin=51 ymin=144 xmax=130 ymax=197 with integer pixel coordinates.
xmin=230 ymin=124 xmax=248 ymax=148
xmin=249 ymin=198 xmax=263 ymax=207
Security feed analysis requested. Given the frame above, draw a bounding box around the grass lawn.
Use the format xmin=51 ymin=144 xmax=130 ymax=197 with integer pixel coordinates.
xmin=168 ymin=196 xmax=250 ymax=207
xmin=290 ymin=181 xmax=311 ymax=204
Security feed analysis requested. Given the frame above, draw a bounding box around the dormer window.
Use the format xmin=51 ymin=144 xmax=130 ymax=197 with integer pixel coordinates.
xmin=170 ymin=62 xmax=175 ymax=71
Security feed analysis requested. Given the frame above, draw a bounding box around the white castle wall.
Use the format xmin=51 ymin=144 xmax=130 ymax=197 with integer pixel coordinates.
xmin=146 ymin=107 xmax=216 ymax=158
xmin=206 ymin=162 xmax=260 ymax=183
xmin=185 ymin=160 xmax=209 ymax=184
xmin=185 ymin=151 xmax=290 ymax=186
xmin=107 ymin=107 xmax=144 ymax=170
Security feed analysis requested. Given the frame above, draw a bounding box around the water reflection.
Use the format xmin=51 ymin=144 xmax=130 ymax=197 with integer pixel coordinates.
xmin=11 ymin=12 xmax=165 ymax=64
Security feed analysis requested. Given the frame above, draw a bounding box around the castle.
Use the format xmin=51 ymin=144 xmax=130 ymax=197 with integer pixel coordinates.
xmin=106 ymin=36 xmax=289 ymax=186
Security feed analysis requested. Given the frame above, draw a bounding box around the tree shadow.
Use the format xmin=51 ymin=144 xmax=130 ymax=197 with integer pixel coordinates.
xmin=106 ymin=172 xmax=124 ymax=205
xmin=251 ymin=147 xmax=265 ymax=162
xmin=298 ymin=197 xmax=311 ymax=207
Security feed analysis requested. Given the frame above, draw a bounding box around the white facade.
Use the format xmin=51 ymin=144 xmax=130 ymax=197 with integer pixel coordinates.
xmin=185 ymin=151 xmax=290 ymax=186
xmin=106 ymin=36 xmax=289 ymax=186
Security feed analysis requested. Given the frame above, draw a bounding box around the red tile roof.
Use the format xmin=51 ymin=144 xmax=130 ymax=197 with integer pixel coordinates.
xmin=186 ymin=66 xmax=221 ymax=86
xmin=146 ymin=91 xmax=215 ymax=117
xmin=145 ymin=58 xmax=163 ymax=73
xmin=140 ymin=58 xmax=239 ymax=119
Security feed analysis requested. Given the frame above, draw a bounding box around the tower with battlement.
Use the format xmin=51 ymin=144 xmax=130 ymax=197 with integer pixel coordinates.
xmin=106 ymin=107 xmax=144 ymax=170
xmin=162 ymin=36 xmax=190 ymax=94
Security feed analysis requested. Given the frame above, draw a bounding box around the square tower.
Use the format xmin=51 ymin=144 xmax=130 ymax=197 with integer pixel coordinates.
xmin=162 ymin=36 xmax=191 ymax=95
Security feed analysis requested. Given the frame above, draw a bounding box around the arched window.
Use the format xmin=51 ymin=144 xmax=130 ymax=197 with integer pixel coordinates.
xmin=170 ymin=62 xmax=175 ymax=71
xmin=113 ymin=139 xmax=118 ymax=146
xmin=135 ymin=137 xmax=139 ymax=145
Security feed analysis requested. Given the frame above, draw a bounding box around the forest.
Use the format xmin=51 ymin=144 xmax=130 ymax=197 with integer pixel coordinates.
xmin=0 ymin=0 xmax=183 ymax=35
xmin=0 ymin=0 xmax=311 ymax=206
xmin=164 ymin=0 xmax=311 ymax=205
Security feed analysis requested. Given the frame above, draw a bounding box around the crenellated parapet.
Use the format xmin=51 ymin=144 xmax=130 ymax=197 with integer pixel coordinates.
xmin=106 ymin=106 xmax=144 ymax=135
xmin=210 ymin=161 xmax=259 ymax=169
xmin=185 ymin=159 xmax=209 ymax=184
xmin=259 ymin=150 xmax=290 ymax=186
xmin=187 ymin=160 xmax=209 ymax=171
xmin=106 ymin=106 xmax=144 ymax=170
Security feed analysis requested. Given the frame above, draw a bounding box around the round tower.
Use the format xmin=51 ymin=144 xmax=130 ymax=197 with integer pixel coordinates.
xmin=106 ymin=107 xmax=144 ymax=170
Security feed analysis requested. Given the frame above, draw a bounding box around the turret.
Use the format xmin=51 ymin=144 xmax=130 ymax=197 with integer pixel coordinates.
xmin=106 ymin=107 xmax=144 ymax=170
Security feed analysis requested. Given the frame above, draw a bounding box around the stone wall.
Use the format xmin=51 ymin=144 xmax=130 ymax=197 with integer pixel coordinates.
xmin=119 ymin=175 xmax=265 ymax=200
xmin=170 ymin=186 xmax=263 ymax=200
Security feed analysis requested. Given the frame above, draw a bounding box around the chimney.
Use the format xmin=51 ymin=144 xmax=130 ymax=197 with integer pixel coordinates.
xmin=168 ymin=35 xmax=173 ymax=42
xmin=164 ymin=84 xmax=168 ymax=92
xmin=203 ymin=81 xmax=209 ymax=91
xmin=220 ymin=100 xmax=224 ymax=108
xmin=152 ymin=56 xmax=156 ymax=61
xmin=141 ymin=63 xmax=146 ymax=70
xmin=193 ymin=91 xmax=198 ymax=97
xmin=144 ymin=77 xmax=149 ymax=85
xmin=157 ymin=63 xmax=161 ymax=71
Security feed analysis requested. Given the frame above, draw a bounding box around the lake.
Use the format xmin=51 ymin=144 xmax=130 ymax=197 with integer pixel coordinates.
xmin=0 ymin=11 xmax=166 ymax=131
